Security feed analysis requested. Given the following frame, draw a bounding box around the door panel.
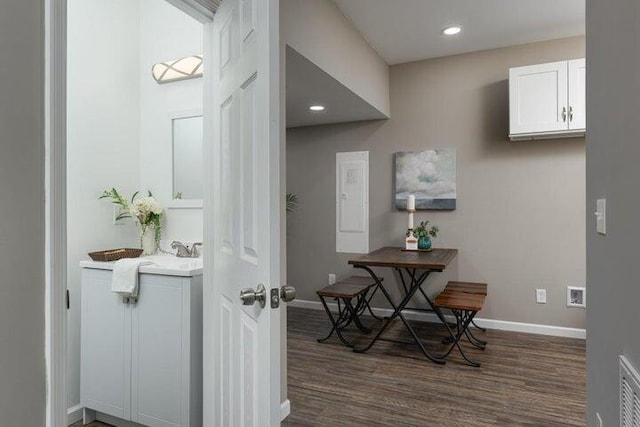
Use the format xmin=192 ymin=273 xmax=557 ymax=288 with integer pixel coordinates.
xmin=568 ymin=58 xmax=586 ymax=130
xmin=131 ymin=276 xmax=186 ymax=427
xmin=509 ymin=60 xmax=568 ymax=135
xmin=80 ymin=269 xmax=130 ymax=420
xmin=204 ymin=0 xmax=281 ymax=425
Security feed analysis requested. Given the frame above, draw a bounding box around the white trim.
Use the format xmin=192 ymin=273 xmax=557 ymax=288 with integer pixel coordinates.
xmin=45 ymin=0 xmax=67 ymax=426
xmin=67 ymin=404 xmax=82 ymax=425
xmin=289 ymin=299 xmax=586 ymax=340
xmin=45 ymin=1 xmax=211 ymax=426
xmin=280 ymin=399 xmax=291 ymax=421
xmin=201 ymin=17 xmax=215 ymax=427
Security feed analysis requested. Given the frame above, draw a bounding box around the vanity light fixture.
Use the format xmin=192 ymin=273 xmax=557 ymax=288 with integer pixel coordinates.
xmin=309 ymin=105 xmax=325 ymax=111
xmin=152 ymin=55 xmax=203 ymax=84
xmin=442 ymin=26 xmax=462 ymax=36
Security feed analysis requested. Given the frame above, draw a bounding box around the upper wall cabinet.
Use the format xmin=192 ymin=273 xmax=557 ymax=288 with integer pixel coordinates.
xmin=509 ymin=58 xmax=585 ymax=140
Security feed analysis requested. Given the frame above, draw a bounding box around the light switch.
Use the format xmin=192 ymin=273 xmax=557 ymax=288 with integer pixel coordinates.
xmin=595 ymin=199 xmax=606 ymax=235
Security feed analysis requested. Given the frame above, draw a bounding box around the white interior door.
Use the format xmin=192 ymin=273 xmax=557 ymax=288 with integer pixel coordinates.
xmin=204 ymin=0 xmax=282 ymax=426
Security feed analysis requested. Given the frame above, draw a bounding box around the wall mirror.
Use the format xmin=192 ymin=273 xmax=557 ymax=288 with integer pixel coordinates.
xmin=169 ymin=111 xmax=203 ymax=208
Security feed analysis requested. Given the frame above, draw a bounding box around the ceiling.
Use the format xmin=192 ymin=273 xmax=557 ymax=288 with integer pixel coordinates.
xmin=286 ymin=47 xmax=387 ymax=128
xmin=333 ymin=0 xmax=585 ymax=65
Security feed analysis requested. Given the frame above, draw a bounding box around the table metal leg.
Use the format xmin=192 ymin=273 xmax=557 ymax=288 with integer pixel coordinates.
xmin=352 ymin=266 xmax=446 ymax=364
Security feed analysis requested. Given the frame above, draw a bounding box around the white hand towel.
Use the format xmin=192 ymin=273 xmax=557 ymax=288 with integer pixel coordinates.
xmin=111 ymin=258 xmax=152 ymax=297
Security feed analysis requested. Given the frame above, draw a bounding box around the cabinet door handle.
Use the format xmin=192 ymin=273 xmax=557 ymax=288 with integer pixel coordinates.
xmin=562 ymin=107 xmax=567 ymax=122
xmin=569 ymin=106 xmax=574 ymax=122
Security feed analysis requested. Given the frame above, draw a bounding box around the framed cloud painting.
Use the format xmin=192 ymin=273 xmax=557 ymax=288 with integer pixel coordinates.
xmin=395 ymin=149 xmax=456 ymax=210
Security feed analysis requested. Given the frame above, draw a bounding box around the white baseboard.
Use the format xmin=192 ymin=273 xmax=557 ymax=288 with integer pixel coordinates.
xmin=289 ymin=299 xmax=586 ymax=340
xmin=67 ymin=404 xmax=83 ymax=425
xmin=280 ymin=399 xmax=291 ymax=421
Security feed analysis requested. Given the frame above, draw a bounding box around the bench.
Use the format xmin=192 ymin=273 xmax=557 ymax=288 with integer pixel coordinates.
xmin=444 ymin=281 xmax=488 ymax=332
xmin=434 ymin=282 xmax=488 ymax=367
xmin=316 ymin=276 xmax=382 ymax=347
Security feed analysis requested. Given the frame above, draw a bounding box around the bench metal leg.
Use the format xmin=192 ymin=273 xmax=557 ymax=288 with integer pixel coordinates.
xmin=471 ymin=318 xmax=487 ymax=332
xmin=317 ymin=295 xmax=355 ymax=347
xmin=435 ymin=309 xmax=482 ymax=367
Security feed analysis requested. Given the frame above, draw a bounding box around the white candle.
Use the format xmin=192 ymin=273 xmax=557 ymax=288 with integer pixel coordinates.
xmin=407 ymin=195 xmax=416 ymax=211
xmin=408 ymin=212 xmax=414 ymax=229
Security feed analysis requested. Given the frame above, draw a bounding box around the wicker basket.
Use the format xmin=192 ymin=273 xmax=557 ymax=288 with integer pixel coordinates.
xmin=88 ymin=248 xmax=144 ymax=262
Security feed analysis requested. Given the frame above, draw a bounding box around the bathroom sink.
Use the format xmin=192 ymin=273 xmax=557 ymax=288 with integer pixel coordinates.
xmin=80 ymin=253 xmax=203 ymax=277
xmin=143 ymin=254 xmax=203 ymax=271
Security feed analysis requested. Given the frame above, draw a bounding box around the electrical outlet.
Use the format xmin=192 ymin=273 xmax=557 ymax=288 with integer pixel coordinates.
xmin=536 ymin=289 xmax=547 ymax=304
xmin=328 ymin=274 xmax=336 ymax=285
xmin=596 ymin=412 xmax=603 ymax=427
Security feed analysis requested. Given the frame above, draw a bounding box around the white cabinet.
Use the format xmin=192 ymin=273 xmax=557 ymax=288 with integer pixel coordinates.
xmin=509 ymin=58 xmax=585 ymax=140
xmin=81 ymin=268 xmax=202 ymax=427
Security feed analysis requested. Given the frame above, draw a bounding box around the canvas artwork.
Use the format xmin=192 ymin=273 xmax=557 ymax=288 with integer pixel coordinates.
xmin=395 ymin=149 xmax=457 ymax=210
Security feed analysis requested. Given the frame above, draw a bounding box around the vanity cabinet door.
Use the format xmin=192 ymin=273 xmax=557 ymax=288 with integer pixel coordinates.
xmin=131 ymin=275 xmax=191 ymax=427
xmin=80 ymin=268 xmax=131 ymax=420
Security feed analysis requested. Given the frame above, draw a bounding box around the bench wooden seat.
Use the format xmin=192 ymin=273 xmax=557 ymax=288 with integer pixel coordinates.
xmin=445 ymin=281 xmax=487 ymax=295
xmin=444 ymin=281 xmax=487 ymax=332
xmin=433 ymin=288 xmax=487 ymax=367
xmin=316 ymin=276 xmax=383 ymax=347
xmin=434 ymin=290 xmax=485 ymax=312
xmin=317 ymin=282 xmax=370 ymax=299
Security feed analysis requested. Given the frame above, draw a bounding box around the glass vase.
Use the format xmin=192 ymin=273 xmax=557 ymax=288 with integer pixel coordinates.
xmin=140 ymin=225 xmax=158 ymax=255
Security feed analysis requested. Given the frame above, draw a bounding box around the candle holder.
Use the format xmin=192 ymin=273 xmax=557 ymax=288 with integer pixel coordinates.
xmin=405 ymin=208 xmax=417 ymax=250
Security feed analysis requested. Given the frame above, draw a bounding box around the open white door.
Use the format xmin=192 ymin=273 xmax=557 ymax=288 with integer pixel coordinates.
xmin=204 ymin=0 xmax=284 ymax=426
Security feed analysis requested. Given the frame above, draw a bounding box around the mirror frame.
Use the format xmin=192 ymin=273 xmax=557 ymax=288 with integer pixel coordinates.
xmin=166 ymin=108 xmax=204 ymax=209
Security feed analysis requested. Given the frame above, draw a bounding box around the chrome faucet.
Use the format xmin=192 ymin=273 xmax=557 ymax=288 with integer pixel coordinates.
xmin=171 ymin=241 xmax=203 ymax=258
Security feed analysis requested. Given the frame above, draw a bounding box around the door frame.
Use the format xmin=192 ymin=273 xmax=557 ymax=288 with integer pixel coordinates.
xmin=44 ymin=1 xmax=212 ymax=425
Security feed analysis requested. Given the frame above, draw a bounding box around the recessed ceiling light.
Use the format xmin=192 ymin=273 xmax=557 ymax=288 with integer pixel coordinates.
xmin=309 ymin=105 xmax=325 ymax=111
xmin=442 ymin=26 xmax=462 ymax=36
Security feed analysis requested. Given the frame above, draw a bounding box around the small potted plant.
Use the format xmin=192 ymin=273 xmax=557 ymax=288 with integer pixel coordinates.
xmin=413 ymin=221 xmax=439 ymax=251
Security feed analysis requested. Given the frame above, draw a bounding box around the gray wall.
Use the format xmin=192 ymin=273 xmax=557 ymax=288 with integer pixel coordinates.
xmin=0 ymin=1 xmax=46 ymax=425
xmin=586 ymin=0 xmax=640 ymax=425
xmin=281 ymin=0 xmax=389 ymax=117
xmin=287 ymin=36 xmax=587 ymax=329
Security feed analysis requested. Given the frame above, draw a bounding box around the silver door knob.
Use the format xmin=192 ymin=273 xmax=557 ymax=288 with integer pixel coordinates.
xmin=240 ymin=284 xmax=266 ymax=308
xmin=280 ymin=285 xmax=296 ymax=303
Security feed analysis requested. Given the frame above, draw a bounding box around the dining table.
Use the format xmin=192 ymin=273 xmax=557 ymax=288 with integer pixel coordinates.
xmin=348 ymin=246 xmax=459 ymax=364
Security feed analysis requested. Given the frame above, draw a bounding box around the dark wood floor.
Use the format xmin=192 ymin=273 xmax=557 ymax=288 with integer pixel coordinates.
xmin=283 ymin=307 xmax=585 ymax=427
xmin=72 ymin=307 xmax=586 ymax=426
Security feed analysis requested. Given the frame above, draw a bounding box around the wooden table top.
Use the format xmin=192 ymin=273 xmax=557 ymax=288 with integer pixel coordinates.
xmin=348 ymin=247 xmax=458 ymax=271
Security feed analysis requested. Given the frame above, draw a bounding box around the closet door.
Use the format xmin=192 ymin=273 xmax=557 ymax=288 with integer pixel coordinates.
xmin=568 ymin=58 xmax=586 ymax=130
xmin=509 ymin=60 xmax=568 ymax=136
xmin=80 ymin=268 xmax=131 ymax=420
xmin=131 ymin=274 xmax=191 ymax=427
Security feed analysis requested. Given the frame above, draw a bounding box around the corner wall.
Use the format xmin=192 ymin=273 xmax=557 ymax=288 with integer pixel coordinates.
xmin=0 ymin=1 xmax=45 ymax=424
xmin=586 ymin=0 xmax=640 ymax=424
xmin=281 ymin=0 xmax=390 ymax=118
xmin=287 ymin=36 xmax=586 ymax=329
xmin=66 ymin=0 xmax=142 ymax=410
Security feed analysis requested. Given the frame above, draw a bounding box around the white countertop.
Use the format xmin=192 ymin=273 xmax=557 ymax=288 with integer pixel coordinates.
xmin=80 ymin=254 xmax=203 ymax=277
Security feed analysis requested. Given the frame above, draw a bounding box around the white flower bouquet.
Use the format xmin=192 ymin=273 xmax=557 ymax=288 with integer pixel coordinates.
xmin=100 ymin=188 xmax=164 ymax=254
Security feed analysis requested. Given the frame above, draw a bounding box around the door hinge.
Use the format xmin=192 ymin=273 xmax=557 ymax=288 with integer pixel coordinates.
xmin=270 ymin=288 xmax=280 ymax=309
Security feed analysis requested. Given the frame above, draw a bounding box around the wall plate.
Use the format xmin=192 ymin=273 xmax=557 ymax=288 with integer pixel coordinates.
xmin=567 ymin=286 xmax=586 ymax=308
